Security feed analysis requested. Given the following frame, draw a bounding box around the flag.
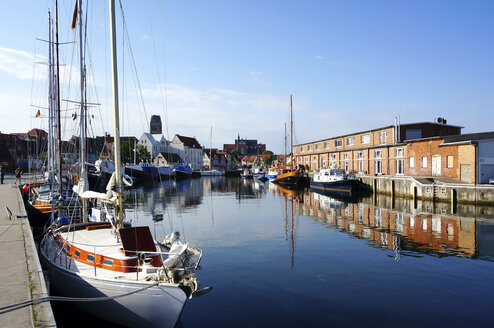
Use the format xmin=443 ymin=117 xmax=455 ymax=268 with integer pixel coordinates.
xmin=36 ymin=110 xmax=41 ymax=118
xmin=72 ymin=112 xmax=77 ymax=120
xmin=71 ymin=1 xmax=78 ymax=30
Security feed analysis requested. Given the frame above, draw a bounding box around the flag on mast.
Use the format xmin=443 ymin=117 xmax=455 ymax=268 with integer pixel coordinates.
xmin=71 ymin=1 xmax=78 ymax=30
xmin=36 ymin=110 xmax=41 ymax=118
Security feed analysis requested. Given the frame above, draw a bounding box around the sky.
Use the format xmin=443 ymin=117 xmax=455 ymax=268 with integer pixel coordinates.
xmin=0 ymin=0 xmax=493 ymax=154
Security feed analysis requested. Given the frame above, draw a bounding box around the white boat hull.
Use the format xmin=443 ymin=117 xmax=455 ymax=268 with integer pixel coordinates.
xmin=40 ymin=242 xmax=188 ymax=328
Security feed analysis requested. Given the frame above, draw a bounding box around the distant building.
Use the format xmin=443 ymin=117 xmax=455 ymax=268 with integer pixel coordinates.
xmin=150 ymin=115 xmax=162 ymax=134
xmin=169 ymin=134 xmax=203 ymax=170
xmin=228 ymin=135 xmax=266 ymax=155
xmin=203 ymin=148 xmax=228 ymax=171
xmin=138 ymin=132 xmax=170 ymax=161
xmin=153 ymin=152 xmax=183 ymax=166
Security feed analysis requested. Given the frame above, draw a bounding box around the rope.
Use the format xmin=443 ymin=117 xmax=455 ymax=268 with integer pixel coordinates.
xmin=0 ymin=282 xmax=158 ymax=314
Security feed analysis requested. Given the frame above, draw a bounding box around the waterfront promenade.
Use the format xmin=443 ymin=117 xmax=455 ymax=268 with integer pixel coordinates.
xmin=0 ymin=174 xmax=55 ymax=328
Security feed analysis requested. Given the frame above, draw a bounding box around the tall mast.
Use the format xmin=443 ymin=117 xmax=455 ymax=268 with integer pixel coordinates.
xmin=48 ymin=11 xmax=55 ymax=223
xmin=109 ymin=0 xmax=123 ymax=228
xmin=55 ymin=0 xmax=63 ymax=196
xmin=290 ymin=95 xmax=293 ymax=171
xmin=78 ymin=0 xmax=88 ymax=221
xmin=284 ymin=123 xmax=287 ymax=170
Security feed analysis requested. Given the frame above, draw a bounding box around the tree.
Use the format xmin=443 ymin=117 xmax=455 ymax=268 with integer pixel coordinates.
xmin=262 ymin=150 xmax=273 ymax=166
xmin=137 ymin=144 xmax=151 ymax=163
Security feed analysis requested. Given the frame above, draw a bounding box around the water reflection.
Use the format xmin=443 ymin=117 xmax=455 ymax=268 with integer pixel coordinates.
xmin=299 ymin=190 xmax=494 ymax=261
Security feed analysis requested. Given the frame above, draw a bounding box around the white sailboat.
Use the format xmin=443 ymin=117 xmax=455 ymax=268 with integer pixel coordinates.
xmin=39 ymin=1 xmax=209 ymax=327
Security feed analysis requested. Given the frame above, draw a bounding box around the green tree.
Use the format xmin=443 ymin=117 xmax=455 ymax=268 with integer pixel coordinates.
xmin=262 ymin=150 xmax=273 ymax=166
xmin=137 ymin=144 xmax=151 ymax=163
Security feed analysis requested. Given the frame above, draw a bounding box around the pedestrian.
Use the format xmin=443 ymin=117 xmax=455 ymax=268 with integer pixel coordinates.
xmin=14 ymin=167 xmax=22 ymax=184
xmin=0 ymin=164 xmax=4 ymax=184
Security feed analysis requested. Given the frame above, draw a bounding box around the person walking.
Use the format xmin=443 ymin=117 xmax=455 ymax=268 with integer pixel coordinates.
xmin=14 ymin=167 xmax=22 ymax=184
xmin=0 ymin=164 xmax=4 ymax=184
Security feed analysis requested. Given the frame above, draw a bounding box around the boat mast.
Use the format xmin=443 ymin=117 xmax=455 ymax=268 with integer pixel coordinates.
xmin=55 ymin=0 xmax=63 ymax=196
xmin=78 ymin=0 xmax=88 ymax=221
xmin=290 ymin=95 xmax=293 ymax=171
xmin=48 ymin=11 xmax=56 ymax=223
xmin=109 ymin=0 xmax=123 ymax=228
xmin=284 ymin=123 xmax=287 ymax=170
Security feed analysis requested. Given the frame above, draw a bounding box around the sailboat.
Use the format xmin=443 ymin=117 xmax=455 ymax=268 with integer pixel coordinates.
xmin=39 ymin=2 xmax=209 ymax=327
xmin=27 ymin=10 xmax=79 ymax=229
xmin=202 ymin=126 xmax=225 ymax=176
xmin=272 ymin=95 xmax=310 ymax=188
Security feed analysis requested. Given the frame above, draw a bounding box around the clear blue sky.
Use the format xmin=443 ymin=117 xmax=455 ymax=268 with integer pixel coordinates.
xmin=1 ymin=0 xmax=493 ymax=153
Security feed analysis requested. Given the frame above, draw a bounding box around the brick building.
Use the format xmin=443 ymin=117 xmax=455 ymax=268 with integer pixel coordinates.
xmin=293 ymin=122 xmax=494 ymax=184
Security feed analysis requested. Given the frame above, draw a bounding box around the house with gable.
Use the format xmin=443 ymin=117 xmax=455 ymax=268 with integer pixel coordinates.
xmin=138 ymin=132 xmax=170 ymax=162
xmin=169 ymin=134 xmax=203 ymax=170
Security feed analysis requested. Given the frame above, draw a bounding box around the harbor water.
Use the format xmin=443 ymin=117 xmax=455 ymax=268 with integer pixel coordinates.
xmin=53 ymin=177 xmax=494 ymax=327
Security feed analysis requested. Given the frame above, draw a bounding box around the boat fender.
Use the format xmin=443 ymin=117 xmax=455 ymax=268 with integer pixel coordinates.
xmin=122 ymin=174 xmax=133 ymax=187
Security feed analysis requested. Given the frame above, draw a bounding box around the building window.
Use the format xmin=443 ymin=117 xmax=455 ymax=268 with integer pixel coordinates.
xmin=295 ymin=148 xmax=298 ymax=155
xmin=361 ymin=134 xmax=370 ymax=144
xmin=422 ymin=157 xmax=427 ymax=168
xmin=305 ymin=156 xmax=309 ymax=164
xmin=410 ymin=157 xmax=415 ymax=168
xmin=396 ymin=159 xmax=404 ymax=175
xmin=447 ymin=156 xmax=454 ymax=168
xmin=396 ymin=148 xmax=403 ymax=157
xmin=331 ymin=154 xmax=337 ymax=167
xmin=375 ymin=150 xmax=382 ymax=174
xmin=322 ymin=157 xmax=326 ymax=168
xmin=358 ymin=151 xmax=364 ymax=173
xmin=325 ymin=142 xmax=331 ymax=149
xmin=335 ymin=139 xmax=342 ymax=148
xmin=379 ymin=132 xmax=387 ymax=144
xmin=313 ymin=157 xmax=317 ymax=170
xmin=316 ymin=143 xmax=321 ymax=150
xmin=301 ymin=146 xmax=305 ymax=152
xmin=308 ymin=145 xmax=313 ymax=151
xmin=344 ymin=153 xmax=350 ymax=172
xmin=347 ymin=137 xmax=355 ymax=146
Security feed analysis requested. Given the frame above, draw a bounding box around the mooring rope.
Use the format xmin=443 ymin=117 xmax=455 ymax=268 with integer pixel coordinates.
xmin=0 ymin=282 xmax=158 ymax=314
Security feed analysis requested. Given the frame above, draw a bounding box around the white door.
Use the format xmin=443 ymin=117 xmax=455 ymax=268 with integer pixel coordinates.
xmin=432 ymin=156 xmax=441 ymax=176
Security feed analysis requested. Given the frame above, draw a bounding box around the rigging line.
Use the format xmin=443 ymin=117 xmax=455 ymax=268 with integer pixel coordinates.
xmin=145 ymin=0 xmax=170 ymax=141
xmin=0 ymin=282 xmax=159 ymax=315
xmin=118 ymin=0 xmax=149 ymax=132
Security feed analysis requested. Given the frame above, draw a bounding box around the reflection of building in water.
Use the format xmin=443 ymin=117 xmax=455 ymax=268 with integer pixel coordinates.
xmin=297 ymin=192 xmax=492 ymax=259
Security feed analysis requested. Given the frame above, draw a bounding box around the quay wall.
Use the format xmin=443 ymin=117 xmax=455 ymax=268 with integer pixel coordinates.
xmin=358 ymin=175 xmax=494 ymax=205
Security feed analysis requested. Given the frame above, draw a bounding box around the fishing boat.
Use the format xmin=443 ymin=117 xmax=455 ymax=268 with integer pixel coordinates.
xmin=201 ymin=169 xmax=224 ymax=176
xmin=310 ymin=168 xmax=361 ymax=196
xmin=240 ymin=169 xmax=253 ymax=179
xmin=39 ymin=2 xmax=209 ymax=327
xmin=272 ymin=95 xmax=310 ymax=188
xmin=266 ymin=167 xmax=279 ymax=181
xmin=173 ymin=163 xmax=192 ymax=180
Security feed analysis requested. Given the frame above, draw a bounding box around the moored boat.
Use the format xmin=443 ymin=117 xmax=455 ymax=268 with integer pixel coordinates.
xmin=173 ymin=164 xmax=192 ymax=180
xmin=310 ymin=168 xmax=361 ymax=196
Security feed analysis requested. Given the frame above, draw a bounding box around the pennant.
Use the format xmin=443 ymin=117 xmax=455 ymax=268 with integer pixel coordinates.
xmin=72 ymin=112 xmax=77 ymax=120
xmin=36 ymin=110 xmax=41 ymax=118
xmin=71 ymin=1 xmax=78 ymax=30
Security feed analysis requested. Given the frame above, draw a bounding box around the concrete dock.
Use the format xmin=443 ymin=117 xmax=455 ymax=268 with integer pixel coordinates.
xmin=0 ymin=174 xmax=56 ymax=328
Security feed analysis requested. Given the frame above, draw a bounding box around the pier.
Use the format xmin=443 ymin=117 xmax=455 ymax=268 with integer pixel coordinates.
xmin=0 ymin=174 xmax=55 ymax=328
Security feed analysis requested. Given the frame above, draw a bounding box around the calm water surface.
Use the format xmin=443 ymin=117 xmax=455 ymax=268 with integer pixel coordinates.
xmin=54 ymin=177 xmax=494 ymax=327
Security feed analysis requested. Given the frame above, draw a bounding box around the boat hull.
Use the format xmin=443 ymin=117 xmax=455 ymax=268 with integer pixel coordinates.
xmin=272 ymin=171 xmax=309 ymax=187
xmin=40 ymin=245 xmax=188 ymax=328
xmin=173 ymin=165 xmax=192 ymax=180
xmin=310 ymin=179 xmax=360 ymax=196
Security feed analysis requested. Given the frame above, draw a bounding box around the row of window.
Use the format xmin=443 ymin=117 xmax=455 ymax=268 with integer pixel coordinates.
xmin=298 ymin=153 xmax=455 ymax=174
xmin=65 ymin=244 xmax=114 ymax=267
xmin=297 ymin=132 xmax=389 ymax=154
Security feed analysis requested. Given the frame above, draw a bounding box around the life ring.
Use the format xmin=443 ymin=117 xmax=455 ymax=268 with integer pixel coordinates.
xmin=122 ymin=174 xmax=133 ymax=187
